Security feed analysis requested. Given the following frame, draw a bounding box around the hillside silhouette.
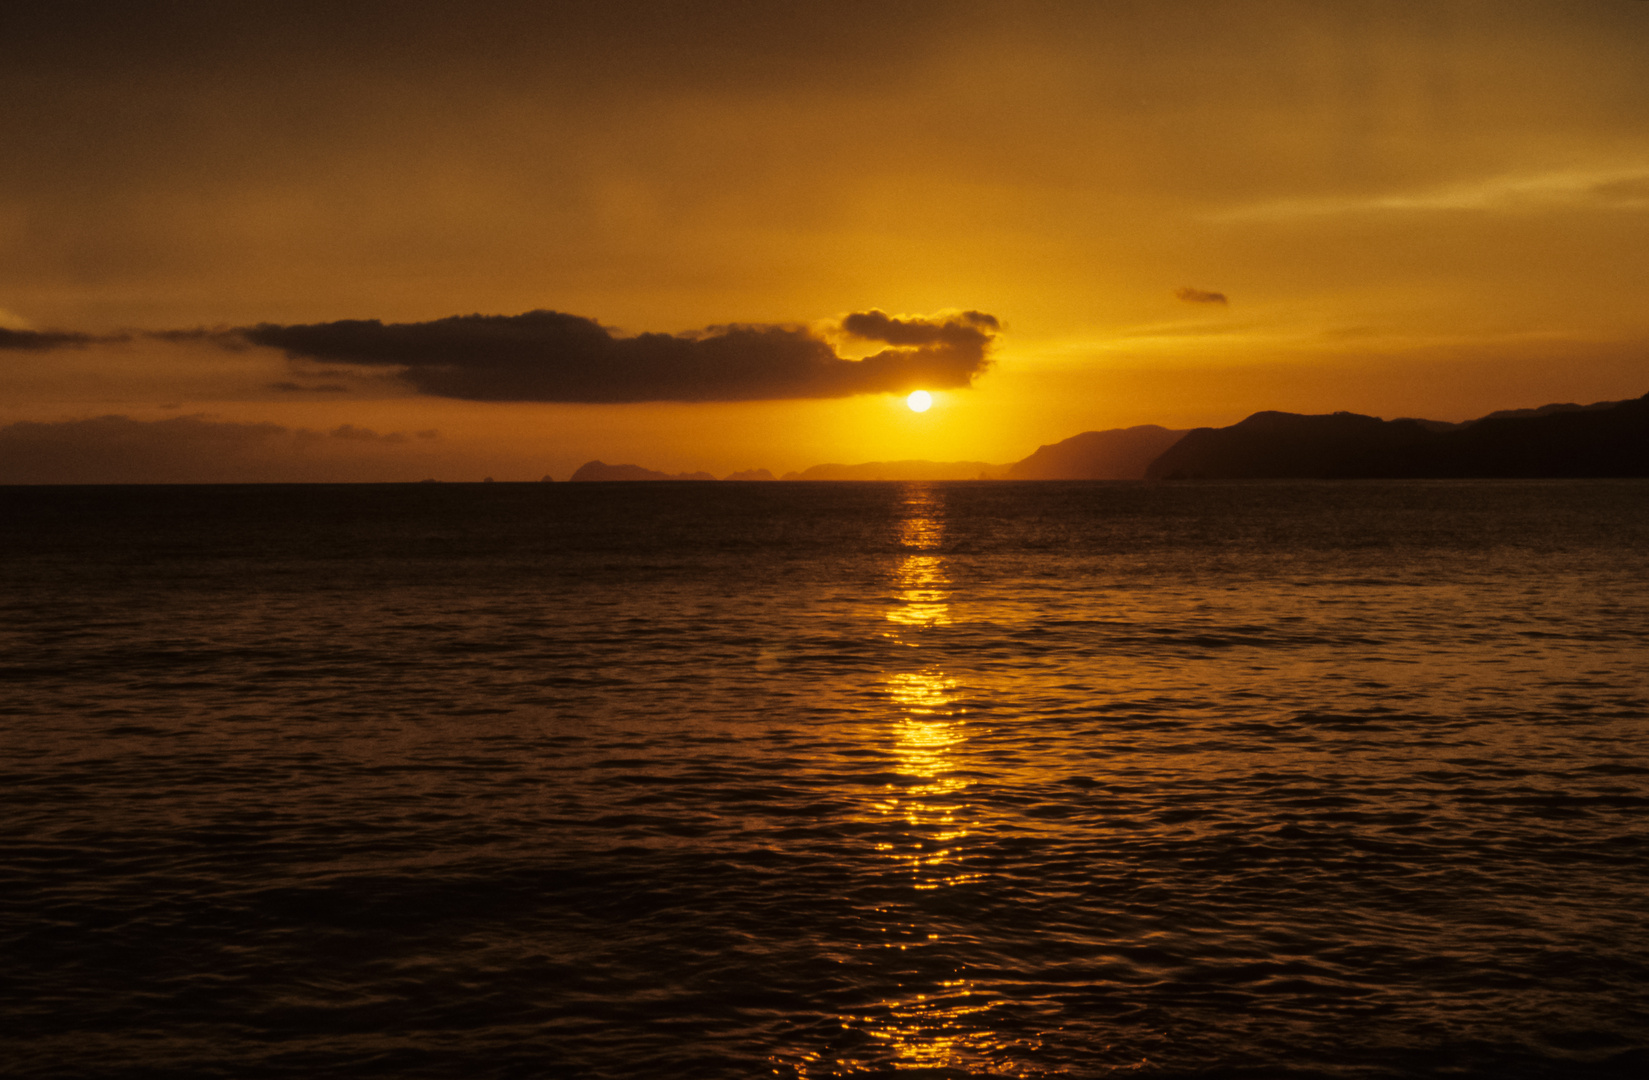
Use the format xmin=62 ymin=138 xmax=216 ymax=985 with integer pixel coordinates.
xmin=568 ymin=424 xmax=1192 ymax=482
xmin=562 ymin=393 xmax=1648 ymax=482
xmin=1009 ymin=425 xmax=1186 ymax=479
xmin=1146 ymin=394 xmax=1649 ymax=479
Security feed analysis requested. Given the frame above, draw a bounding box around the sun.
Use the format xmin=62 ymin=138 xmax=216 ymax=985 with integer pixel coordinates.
xmin=906 ymin=390 xmax=933 ymax=413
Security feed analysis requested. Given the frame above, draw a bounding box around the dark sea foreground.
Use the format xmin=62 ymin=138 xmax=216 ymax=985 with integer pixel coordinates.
xmin=2 ymin=480 xmax=1647 ymax=1079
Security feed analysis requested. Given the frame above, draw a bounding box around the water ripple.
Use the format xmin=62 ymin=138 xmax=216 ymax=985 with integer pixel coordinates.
xmin=1 ymin=481 xmax=1646 ymax=1078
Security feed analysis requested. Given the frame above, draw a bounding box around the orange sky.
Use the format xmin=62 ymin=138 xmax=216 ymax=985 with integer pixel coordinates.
xmin=2 ymin=1 xmax=1647 ymax=481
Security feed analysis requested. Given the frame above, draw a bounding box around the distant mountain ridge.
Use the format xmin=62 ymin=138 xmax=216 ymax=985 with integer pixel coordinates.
xmin=780 ymin=460 xmax=1008 ymax=481
xmin=1147 ymin=393 xmax=1649 ymax=479
xmin=569 ymin=424 xmax=1190 ymax=482
xmin=1479 ymin=399 xmax=1630 ymax=423
xmin=565 ymin=393 xmax=1649 ymax=481
xmin=1008 ymin=425 xmax=1186 ymax=479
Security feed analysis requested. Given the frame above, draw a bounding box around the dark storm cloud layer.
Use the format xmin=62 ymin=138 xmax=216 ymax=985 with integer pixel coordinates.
xmin=240 ymin=310 xmax=997 ymax=403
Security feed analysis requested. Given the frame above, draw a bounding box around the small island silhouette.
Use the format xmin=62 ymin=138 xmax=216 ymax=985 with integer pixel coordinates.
xmin=569 ymin=461 xmax=717 ymax=482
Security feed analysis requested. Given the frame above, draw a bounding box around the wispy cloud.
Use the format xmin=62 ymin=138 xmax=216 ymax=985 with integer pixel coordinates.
xmin=1214 ymin=166 xmax=1649 ymax=221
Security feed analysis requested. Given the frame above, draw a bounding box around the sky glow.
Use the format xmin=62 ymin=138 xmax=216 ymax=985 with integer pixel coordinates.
xmin=1 ymin=1 xmax=1647 ymax=481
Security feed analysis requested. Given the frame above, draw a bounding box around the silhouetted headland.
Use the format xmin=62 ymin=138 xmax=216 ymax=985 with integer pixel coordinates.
xmin=1146 ymin=392 xmax=1649 ymax=479
xmin=1008 ymin=425 xmax=1187 ymax=479
xmin=564 ymin=392 xmax=1648 ymax=483
xmin=569 ymin=426 xmax=1191 ymax=482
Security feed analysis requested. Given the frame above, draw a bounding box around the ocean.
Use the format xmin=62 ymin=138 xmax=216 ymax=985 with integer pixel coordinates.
xmin=2 ymin=480 xmax=1646 ymax=1079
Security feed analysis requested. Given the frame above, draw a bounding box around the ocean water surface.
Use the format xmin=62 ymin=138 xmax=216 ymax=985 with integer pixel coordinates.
xmin=2 ymin=480 xmax=1646 ymax=1078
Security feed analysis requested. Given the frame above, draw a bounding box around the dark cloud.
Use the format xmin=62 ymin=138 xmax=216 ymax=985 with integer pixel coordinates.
xmin=0 ymin=327 xmax=124 ymax=350
xmin=269 ymin=380 xmax=348 ymax=392
xmin=0 ymin=2 xmax=950 ymax=91
xmin=329 ymin=423 xmax=407 ymax=442
xmin=149 ymin=327 xmax=249 ymax=348
xmin=0 ymin=326 xmax=233 ymax=351
xmin=841 ymin=309 xmax=999 ymax=346
xmin=238 ymin=309 xmax=997 ymax=402
xmin=0 ymin=414 xmax=434 ymax=483
xmin=1176 ymin=287 xmax=1229 ymax=305
xmin=0 ymin=415 xmax=291 ymax=483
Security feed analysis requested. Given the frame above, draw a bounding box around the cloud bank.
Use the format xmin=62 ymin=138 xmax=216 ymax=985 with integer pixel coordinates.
xmin=1175 ymin=288 xmax=1228 ymax=305
xmin=0 ymin=328 xmax=124 ymax=350
xmin=238 ymin=309 xmax=997 ymax=403
xmin=0 ymin=415 xmax=437 ymax=484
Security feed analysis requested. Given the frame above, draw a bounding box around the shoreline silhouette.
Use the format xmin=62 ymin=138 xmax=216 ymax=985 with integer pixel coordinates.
xmin=566 ymin=392 xmax=1649 ymax=483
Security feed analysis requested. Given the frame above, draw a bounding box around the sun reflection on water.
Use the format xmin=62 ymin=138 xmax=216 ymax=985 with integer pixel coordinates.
xmin=875 ymin=669 xmax=975 ymax=887
xmin=896 ymin=487 xmax=945 ymax=551
xmin=858 ymin=979 xmax=1007 ymax=1073
xmin=886 ymin=556 xmax=952 ymax=628
xmin=781 ymin=486 xmax=1033 ymax=1076
xmin=820 ymin=485 xmax=1009 ymax=1074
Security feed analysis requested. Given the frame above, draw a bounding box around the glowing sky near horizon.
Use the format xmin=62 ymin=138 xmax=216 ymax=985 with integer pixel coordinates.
xmin=1 ymin=1 xmax=1647 ymax=481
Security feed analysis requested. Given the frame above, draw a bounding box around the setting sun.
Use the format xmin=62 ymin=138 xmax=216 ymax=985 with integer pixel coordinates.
xmin=907 ymin=390 xmax=933 ymax=413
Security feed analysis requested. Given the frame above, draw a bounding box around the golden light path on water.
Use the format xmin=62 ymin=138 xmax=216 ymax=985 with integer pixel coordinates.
xmin=838 ymin=485 xmax=1014 ymax=1074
